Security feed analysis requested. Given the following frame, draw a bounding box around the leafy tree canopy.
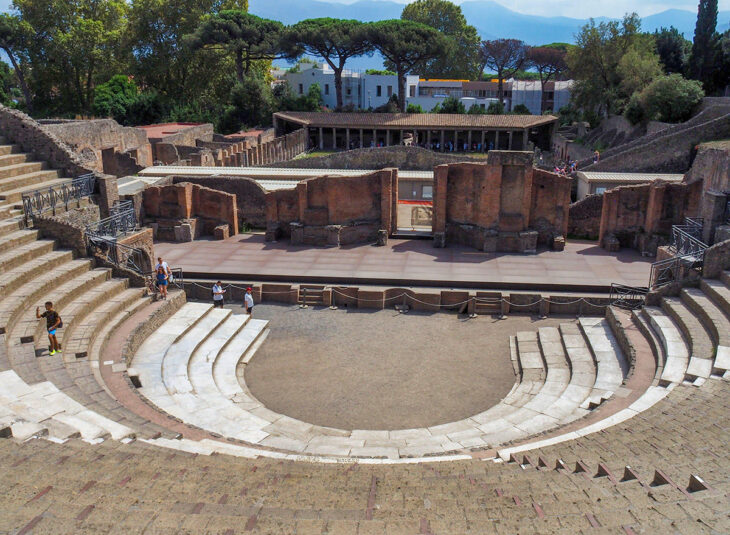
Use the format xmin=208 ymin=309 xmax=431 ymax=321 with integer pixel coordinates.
xmin=400 ymin=0 xmax=481 ymax=79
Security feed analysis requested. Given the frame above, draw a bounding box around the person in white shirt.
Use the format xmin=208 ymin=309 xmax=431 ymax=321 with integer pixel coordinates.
xmin=244 ymin=287 xmax=254 ymax=314
xmin=155 ymin=257 xmax=171 ymax=277
xmin=212 ymin=281 xmax=225 ymax=308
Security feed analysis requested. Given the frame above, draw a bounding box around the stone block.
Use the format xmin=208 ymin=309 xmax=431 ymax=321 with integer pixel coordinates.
xmin=552 ymin=235 xmax=565 ymax=251
xmin=714 ymin=224 xmax=730 ymax=244
xmin=520 ymin=230 xmax=538 ymax=253
xmin=604 ymin=233 xmax=621 ymax=252
xmin=213 ymin=224 xmax=229 ymax=240
xmin=174 ymin=223 xmax=193 ymax=242
xmin=377 ymin=229 xmax=388 ymax=246
xmin=326 ymin=225 xmax=341 ymax=247
xmin=290 ymin=222 xmax=304 ymax=245
xmin=433 ymin=232 xmax=446 ymax=248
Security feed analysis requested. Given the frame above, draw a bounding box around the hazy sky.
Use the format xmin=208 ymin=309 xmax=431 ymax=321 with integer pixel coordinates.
xmin=330 ymin=0 xmax=730 ymax=19
xmin=0 ymin=0 xmax=728 ymax=19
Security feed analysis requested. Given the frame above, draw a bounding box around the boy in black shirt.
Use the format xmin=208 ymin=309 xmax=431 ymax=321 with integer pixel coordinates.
xmin=36 ymin=301 xmax=61 ymax=355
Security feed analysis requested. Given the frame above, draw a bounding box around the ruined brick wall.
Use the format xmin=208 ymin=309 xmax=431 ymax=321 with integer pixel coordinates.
xmin=598 ymin=180 xmax=702 ymax=250
xmin=568 ymin=194 xmax=603 ymax=240
xmin=143 ymin=182 xmax=238 ymax=237
xmin=171 ymin=175 xmax=267 ymax=228
xmin=432 ymin=152 xmax=567 ymax=252
xmin=265 ymin=169 xmax=397 ymax=245
xmin=42 ymin=119 xmax=153 ymax=172
xmin=530 ymin=169 xmax=571 ymax=244
xmin=266 ymin=145 xmax=485 ymax=171
xmin=684 ymin=141 xmax=730 ymax=194
xmin=157 ymin=124 xmax=214 ymax=147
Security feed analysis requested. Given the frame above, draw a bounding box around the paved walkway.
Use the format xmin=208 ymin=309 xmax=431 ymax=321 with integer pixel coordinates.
xmin=155 ymin=235 xmax=652 ymax=291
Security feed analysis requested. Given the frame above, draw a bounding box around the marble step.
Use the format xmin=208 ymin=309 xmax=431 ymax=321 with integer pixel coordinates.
xmin=642 ymin=307 xmax=690 ymax=386
xmin=578 ymin=317 xmax=629 ymax=406
xmin=661 ymin=297 xmax=713 ymax=383
xmin=631 ymin=309 xmax=666 ymax=385
xmin=162 ymin=307 xmax=232 ymax=395
xmin=680 ymin=287 xmax=730 ymax=377
xmin=0 ymin=152 xmax=33 ymax=167
xmin=0 ymin=369 xmax=134 ymax=442
xmin=132 ymin=302 xmax=215 ymax=391
xmin=212 ymin=319 xmax=269 ymax=399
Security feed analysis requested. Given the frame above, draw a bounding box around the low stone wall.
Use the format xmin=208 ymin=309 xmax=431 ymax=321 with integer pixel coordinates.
xmin=267 ymin=145 xmax=485 ymax=171
xmin=568 ymin=194 xmax=603 ymax=240
xmin=33 ymin=205 xmax=100 ymax=256
xmin=181 ymin=279 xmax=614 ymax=315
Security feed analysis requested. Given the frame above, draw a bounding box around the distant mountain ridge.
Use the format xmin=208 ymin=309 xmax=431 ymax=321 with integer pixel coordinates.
xmin=251 ymin=0 xmax=730 ymax=45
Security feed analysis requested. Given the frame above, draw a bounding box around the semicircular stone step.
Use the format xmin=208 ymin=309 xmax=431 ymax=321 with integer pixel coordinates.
xmin=681 ymin=287 xmax=730 ymax=376
xmin=162 ymin=307 xmax=231 ymax=395
xmin=643 ymin=307 xmax=690 ymax=386
xmin=661 ymin=296 xmax=713 ymax=383
xmin=578 ymin=317 xmax=628 ymax=406
xmin=133 ymin=302 xmax=214 ymax=395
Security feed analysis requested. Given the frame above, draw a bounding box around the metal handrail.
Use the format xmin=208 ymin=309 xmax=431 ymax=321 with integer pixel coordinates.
xmin=85 ymin=206 xmax=137 ymax=239
xmin=649 ymin=253 xmax=703 ymax=289
xmin=21 ymin=173 xmax=96 ymax=225
xmin=609 ymin=283 xmax=649 ymax=310
xmin=110 ymin=200 xmax=133 ymax=216
xmin=670 ymin=226 xmax=708 ymax=258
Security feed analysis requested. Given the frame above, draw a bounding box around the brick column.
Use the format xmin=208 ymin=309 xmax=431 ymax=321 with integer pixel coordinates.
xmin=346 ymin=129 xmax=350 ymax=150
xmin=386 ymin=130 xmax=391 ymax=146
xmin=432 ymin=165 xmax=448 ymax=235
xmin=508 ymin=131 xmax=513 ymax=150
xmin=319 ymin=128 xmax=324 ymax=150
xmin=440 ymin=130 xmax=445 ymax=152
xmin=468 ymin=130 xmax=472 ymax=151
xmin=332 ymin=128 xmax=337 ymax=149
xmin=481 ymin=131 xmax=486 ymax=151
xmin=495 ymin=131 xmax=500 ymax=150
xmin=359 ymin=129 xmax=364 ymax=149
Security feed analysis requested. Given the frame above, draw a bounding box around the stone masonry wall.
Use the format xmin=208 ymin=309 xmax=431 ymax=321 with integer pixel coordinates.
xmin=33 ymin=205 xmax=100 ymax=257
xmin=568 ymin=194 xmax=603 ymax=240
xmin=42 ymin=119 xmax=153 ymax=172
xmin=703 ymin=238 xmax=730 ymax=278
xmin=266 ymin=145 xmax=485 ymax=171
xmin=265 ymin=169 xmax=397 ymax=246
xmin=171 ymin=175 xmax=267 ymax=228
xmin=598 ymin=180 xmax=702 ymax=252
xmin=530 ymin=169 xmax=571 ymax=244
xmin=143 ymin=182 xmax=238 ymax=238
xmin=431 ymin=152 xmax=567 ymax=252
xmin=0 ymin=105 xmax=95 ymax=177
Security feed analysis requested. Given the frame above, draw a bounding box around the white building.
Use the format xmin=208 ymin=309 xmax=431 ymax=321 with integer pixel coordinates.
xmin=281 ymin=64 xmax=573 ymax=114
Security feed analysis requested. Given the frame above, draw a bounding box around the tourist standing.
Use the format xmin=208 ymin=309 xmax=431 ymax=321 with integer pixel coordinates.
xmin=212 ymin=281 xmax=225 ymax=308
xmin=156 ymin=266 xmax=168 ymax=300
xmin=593 ymin=150 xmax=600 ymax=164
xmin=244 ymin=287 xmax=254 ymax=315
xmin=36 ymin=302 xmax=62 ymax=355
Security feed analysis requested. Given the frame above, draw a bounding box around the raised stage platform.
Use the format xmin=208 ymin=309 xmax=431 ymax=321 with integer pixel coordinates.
xmin=154 ymin=235 xmax=652 ymax=292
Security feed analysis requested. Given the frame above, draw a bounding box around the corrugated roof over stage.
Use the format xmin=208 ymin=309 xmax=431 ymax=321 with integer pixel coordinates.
xmin=274 ymin=112 xmax=558 ymax=130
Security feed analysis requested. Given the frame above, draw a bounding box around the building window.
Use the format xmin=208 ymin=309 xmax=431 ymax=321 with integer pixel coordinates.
xmin=346 ymin=88 xmax=351 ymax=96
xmin=324 ymin=84 xmax=329 ymax=95
xmin=298 ymin=84 xmax=303 ymax=95
xmin=387 ymin=85 xmax=393 ymax=96
xmin=377 ymin=85 xmax=382 ymax=97
xmin=422 ymin=185 xmax=433 ymax=200
xmin=409 ymin=86 xmax=415 ymax=97
xmin=595 ymin=187 xmax=607 ymax=194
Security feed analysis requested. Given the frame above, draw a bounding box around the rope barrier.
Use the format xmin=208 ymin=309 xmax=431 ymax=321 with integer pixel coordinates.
xmin=184 ymin=280 xmax=639 ymax=310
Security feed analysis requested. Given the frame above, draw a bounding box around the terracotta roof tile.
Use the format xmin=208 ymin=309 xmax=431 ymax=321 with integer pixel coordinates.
xmin=274 ymin=112 xmax=557 ymax=130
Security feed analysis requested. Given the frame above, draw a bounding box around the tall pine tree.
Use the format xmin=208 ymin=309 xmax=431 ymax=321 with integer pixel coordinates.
xmin=689 ymin=0 xmax=718 ymax=84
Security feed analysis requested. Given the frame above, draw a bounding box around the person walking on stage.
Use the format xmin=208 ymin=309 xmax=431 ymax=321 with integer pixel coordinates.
xmin=212 ymin=281 xmax=225 ymax=308
xmin=244 ymin=287 xmax=254 ymax=315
